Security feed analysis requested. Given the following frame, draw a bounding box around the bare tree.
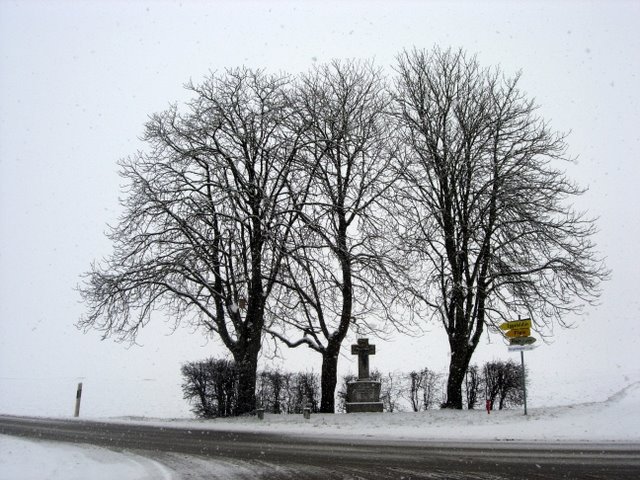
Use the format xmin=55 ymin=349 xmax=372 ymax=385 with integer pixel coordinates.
xmin=420 ymin=367 xmax=442 ymax=410
xmin=404 ymin=367 xmax=442 ymax=411
xmin=291 ymin=371 xmax=321 ymax=413
xmin=405 ymin=370 xmax=423 ymax=412
xmin=79 ymin=68 xmax=303 ymax=415
xmin=181 ymin=358 xmax=237 ymax=418
xmin=256 ymin=368 xmax=289 ymax=414
xmin=392 ymin=47 xmax=608 ymax=409
xmin=265 ymin=60 xmax=401 ymax=413
xmin=181 ymin=360 xmax=218 ymax=418
xmin=465 ymin=364 xmax=483 ymax=409
xmin=380 ymin=371 xmax=404 ymax=412
xmin=483 ymin=359 xmax=524 ymax=410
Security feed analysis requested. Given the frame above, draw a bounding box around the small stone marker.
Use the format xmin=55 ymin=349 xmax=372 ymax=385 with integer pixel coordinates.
xmin=345 ymin=338 xmax=384 ymax=413
xmin=303 ymin=406 xmax=311 ymax=420
xmin=256 ymin=407 xmax=265 ymax=420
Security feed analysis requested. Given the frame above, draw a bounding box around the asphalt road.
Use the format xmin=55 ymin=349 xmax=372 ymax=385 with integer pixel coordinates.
xmin=2 ymin=414 xmax=639 ymax=479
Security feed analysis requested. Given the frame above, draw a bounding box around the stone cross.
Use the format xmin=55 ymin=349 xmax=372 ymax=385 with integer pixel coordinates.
xmin=351 ymin=338 xmax=376 ymax=380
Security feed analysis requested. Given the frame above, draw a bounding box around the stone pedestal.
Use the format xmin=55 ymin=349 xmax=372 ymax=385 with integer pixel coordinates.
xmin=345 ymin=380 xmax=384 ymax=413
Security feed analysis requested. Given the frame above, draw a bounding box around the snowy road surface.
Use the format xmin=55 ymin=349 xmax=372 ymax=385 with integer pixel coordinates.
xmin=2 ymin=415 xmax=640 ymax=479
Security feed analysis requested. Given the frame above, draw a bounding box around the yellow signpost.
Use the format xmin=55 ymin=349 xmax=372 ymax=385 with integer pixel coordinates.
xmin=505 ymin=327 xmax=531 ymax=338
xmin=500 ymin=317 xmax=534 ymax=416
xmin=499 ymin=319 xmax=531 ymax=331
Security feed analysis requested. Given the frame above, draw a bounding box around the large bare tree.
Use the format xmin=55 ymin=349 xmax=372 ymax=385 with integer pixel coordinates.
xmin=483 ymin=359 xmax=525 ymax=411
xmin=265 ymin=60 xmax=401 ymax=413
xmin=79 ymin=68 xmax=303 ymax=415
xmin=392 ymin=47 xmax=608 ymax=409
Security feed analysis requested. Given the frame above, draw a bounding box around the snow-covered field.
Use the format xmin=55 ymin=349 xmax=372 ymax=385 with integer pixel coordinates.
xmin=2 ymin=381 xmax=639 ymax=480
xmin=110 ymin=380 xmax=640 ymax=443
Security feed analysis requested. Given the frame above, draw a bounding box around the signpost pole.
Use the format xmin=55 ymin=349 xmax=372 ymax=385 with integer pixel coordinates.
xmin=520 ymin=351 xmax=528 ymax=416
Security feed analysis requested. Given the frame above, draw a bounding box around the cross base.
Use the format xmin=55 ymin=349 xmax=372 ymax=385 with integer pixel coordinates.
xmin=345 ymin=379 xmax=383 ymax=413
xmin=345 ymin=401 xmax=384 ymax=413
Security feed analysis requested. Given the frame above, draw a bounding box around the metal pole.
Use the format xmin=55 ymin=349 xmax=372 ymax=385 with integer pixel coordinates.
xmin=520 ymin=351 xmax=527 ymax=416
xmin=74 ymin=382 xmax=83 ymax=417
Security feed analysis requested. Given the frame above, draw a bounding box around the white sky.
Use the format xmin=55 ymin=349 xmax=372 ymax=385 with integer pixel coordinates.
xmin=1 ymin=0 xmax=639 ymax=417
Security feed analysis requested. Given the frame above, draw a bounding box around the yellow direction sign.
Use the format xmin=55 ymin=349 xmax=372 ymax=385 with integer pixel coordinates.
xmin=506 ymin=328 xmax=531 ymax=338
xmin=499 ymin=319 xmax=531 ymax=331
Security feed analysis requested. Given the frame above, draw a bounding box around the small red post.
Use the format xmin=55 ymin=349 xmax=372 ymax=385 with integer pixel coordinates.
xmin=485 ymin=399 xmax=492 ymax=414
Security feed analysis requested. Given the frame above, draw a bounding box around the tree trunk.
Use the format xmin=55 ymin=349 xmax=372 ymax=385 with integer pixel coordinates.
xmin=320 ymin=344 xmax=340 ymax=413
xmin=234 ymin=348 xmax=260 ymax=416
xmin=443 ymin=347 xmax=471 ymax=409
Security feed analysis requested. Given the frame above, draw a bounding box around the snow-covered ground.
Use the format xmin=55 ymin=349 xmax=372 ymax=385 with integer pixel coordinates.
xmin=110 ymin=380 xmax=640 ymax=443
xmin=0 ymin=434 xmax=172 ymax=480
xmin=2 ymin=381 xmax=638 ymax=480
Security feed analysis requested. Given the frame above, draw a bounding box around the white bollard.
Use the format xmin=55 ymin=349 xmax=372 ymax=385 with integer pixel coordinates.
xmin=74 ymin=382 xmax=83 ymax=417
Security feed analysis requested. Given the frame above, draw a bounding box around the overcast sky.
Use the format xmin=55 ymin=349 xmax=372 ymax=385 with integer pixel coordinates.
xmin=1 ymin=0 xmax=639 ymax=417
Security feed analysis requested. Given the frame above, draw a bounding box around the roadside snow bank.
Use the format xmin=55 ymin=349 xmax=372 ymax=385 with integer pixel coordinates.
xmin=0 ymin=435 xmax=174 ymax=480
xmin=108 ymin=381 xmax=640 ymax=443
